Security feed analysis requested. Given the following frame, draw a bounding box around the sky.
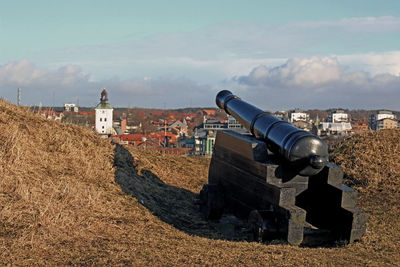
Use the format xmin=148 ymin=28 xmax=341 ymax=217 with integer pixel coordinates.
xmin=1 ymin=0 xmax=400 ymax=110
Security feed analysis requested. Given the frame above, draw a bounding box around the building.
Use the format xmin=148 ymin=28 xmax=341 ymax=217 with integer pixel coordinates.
xmin=202 ymin=118 xmax=227 ymax=130
xmin=192 ymin=115 xmax=248 ymax=156
xmin=40 ymin=110 xmax=64 ymax=121
xmin=177 ymin=137 xmax=195 ymax=149
xmin=169 ymin=119 xmax=188 ymax=137
xmin=112 ymin=132 xmax=177 ymax=147
xmin=113 ymin=117 xmax=128 ymax=134
xmin=64 ymin=103 xmax=78 ymax=112
xmin=351 ymin=121 xmax=369 ymax=133
xmin=319 ymin=122 xmax=352 ymax=136
xmin=120 ymin=118 xmax=127 ymax=133
xmin=193 ymin=129 xmax=216 ymax=156
xmin=315 ymin=109 xmax=352 ymax=135
xmin=202 ymin=109 xmax=217 ymax=117
xmin=376 ymin=118 xmax=398 ymax=130
xmin=200 ymin=116 xmax=247 ymax=133
xmin=328 ymin=110 xmax=349 ymax=123
xmin=95 ymin=88 xmax=113 ymax=135
xmin=227 ymin=116 xmax=244 ymax=129
xmin=293 ymin=120 xmax=312 ymax=131
xmin=289 ymin=109 xmax=309 ymax=123
xmin=273 ymin=111 xmax=289 ymax=122
xmin=370 ymin=110 xmax=397 ymax=130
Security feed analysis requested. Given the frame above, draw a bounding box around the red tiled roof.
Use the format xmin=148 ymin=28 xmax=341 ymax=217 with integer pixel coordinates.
xmin=114 ymin=132 xmax=178 ymax=143
xmin=78 ymin=111 xmax=94 ymax=115
xmin=203 ymin=109 xmax=217 ymax=115
xmin=114 ymin=134 xmax=146 ymax=142
xmin=151 ymin=112 xmax=198 ymax=118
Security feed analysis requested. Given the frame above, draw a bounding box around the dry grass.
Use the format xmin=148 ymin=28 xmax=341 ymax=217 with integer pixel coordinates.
xmin=0 ymin=99 xmax=399 ymax=266
xmin=331 ymin=130 xmax=400 ymax=212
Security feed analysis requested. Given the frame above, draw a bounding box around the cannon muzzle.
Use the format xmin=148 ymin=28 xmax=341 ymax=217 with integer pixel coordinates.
xmin=216 ymin=90 xmax=328 ymax=176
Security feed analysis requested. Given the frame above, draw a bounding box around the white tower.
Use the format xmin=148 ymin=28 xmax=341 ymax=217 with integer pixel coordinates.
xmin=95 ymin=88 xmax=113 ymax=135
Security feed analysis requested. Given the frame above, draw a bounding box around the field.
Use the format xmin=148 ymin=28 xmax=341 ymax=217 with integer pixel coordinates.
xmin=0 ymin=99 xmax=399 ymax=266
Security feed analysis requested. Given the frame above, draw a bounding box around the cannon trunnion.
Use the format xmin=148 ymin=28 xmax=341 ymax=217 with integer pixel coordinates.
xmin=198 ymin=91 xmax=367 ymax=245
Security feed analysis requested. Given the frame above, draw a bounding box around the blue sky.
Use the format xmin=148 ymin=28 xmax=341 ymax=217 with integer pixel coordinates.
xmin=1 ymin=0 xmax=400 ymax=109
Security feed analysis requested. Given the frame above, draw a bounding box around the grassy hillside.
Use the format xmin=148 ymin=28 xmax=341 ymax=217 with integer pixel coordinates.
xmin=1 ymin=99 xmax=399 ymax=266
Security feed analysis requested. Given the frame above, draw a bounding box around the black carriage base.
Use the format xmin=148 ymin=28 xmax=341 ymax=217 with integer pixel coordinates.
xmin=198 ymin=130 xmax=367 ymax=246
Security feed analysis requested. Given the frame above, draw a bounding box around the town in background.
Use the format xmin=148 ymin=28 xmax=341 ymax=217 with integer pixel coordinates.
xmin=32 ymin=88 xmax=400 ymax=156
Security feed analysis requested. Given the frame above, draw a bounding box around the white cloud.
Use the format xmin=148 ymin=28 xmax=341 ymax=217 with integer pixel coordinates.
xmin=0 ymin=59 xmax=89 ymax=87
xmin=235 ymin=56 xmax=400 ymax=110
xmin=339 ymin=51 xmax=400 ymax=76
xmin=0 ymin=60 xmax=213 ymax=108
xmin=237 ymin=57 xmax=343 ymax=87
xmin=2 ymin=56 xmax=400 ymax=110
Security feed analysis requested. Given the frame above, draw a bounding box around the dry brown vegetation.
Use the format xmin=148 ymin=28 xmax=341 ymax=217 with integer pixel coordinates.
xmin=1 ymin=99 xmax=399 ymax=266
xmin=331 ymin=129 xmax=400 ymax=225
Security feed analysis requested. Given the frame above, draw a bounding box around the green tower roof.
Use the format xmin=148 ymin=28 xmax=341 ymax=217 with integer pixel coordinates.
xmin=95 ymin=102 xmax=113 ymax=109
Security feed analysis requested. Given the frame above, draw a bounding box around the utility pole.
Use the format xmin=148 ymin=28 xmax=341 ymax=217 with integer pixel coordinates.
xmin=164 ymin=119 xmax=167 ymax=147
xmin=17 ymin=88 xmax=21 ymax=106
xmin=163 ymin=102 xmax=167 ymax=147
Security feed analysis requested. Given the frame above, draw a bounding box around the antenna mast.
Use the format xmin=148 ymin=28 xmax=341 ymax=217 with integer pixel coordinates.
xmin=17 ymin=88 xmax=21 ymax=106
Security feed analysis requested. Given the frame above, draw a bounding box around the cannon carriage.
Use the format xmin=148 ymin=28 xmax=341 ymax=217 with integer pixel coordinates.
xmin=198 ymin=90 xmax=367 ymax=245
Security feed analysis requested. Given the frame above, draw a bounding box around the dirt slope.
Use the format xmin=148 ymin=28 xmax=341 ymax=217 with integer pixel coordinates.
xmin=1 ymin=99 xmax=399 ymax=266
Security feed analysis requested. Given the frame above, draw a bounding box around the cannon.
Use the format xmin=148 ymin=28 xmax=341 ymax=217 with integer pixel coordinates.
xmin=216 ymin=90 xmax=328 ymax=176
xmin=198 ymin=90 xmax=367 ymax=245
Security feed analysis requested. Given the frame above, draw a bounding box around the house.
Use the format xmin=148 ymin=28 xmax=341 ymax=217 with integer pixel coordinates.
xmin=351 ymin=121 xmax=369 ymax=133
xmin=113 ymin=131 xmax=178 ymax=148
xmin=40 ymin=110 xmax=64 ymax=121
xmin=192 ymin=115 xmax=248 ymax=156
xmin=151 ymin=119 xmax=188 ymax=138
xmin=120 ymin=118 xmax=127 ymax=133
xmin=193 ymin=129 xmax=216 ymax=156
xmin=288 ymin=109 xmax=309 ymax=123
xmin=177 ymin=137 xmax=195 ymax=149
xmin=227 ymin=116 xmax=244 ymax=130
xmin=376 ymin=118 xmax=398 ymax=130
xmin=273 ymin=111 xmax=289 ymax=122
xmin=78 ymin=111 xmax=95 ymax=116
xmin=293 ymin=120 xmax=312 ymax=131
xmin=320 ymin=122 xmax=352 ymax=136
xmin=316 ymin=109 xmax=352 ymax=135
xmin=193 ymin=119 xmax=223 ymax=156
xmin=201 ymin=118 xmax=227 ymax=130
xmin=126 ymin=122 xmax=141 ymax=132
xmin=328 ymin=110 xmax=349 ymax=123
xmin=169 ymin=119 xmax=188 ymax=137
xmin=370 ymin=110 xmax=397 ymax=130
xmin=64 ymin=103 xmax=78 ymax=113
xmin=112 ymin=134 xmax=147 ymax=146
xmin=203 ymin=109 xmax=217 ymax=117
xmin=113 ymin=117 xmax=128 ymax=133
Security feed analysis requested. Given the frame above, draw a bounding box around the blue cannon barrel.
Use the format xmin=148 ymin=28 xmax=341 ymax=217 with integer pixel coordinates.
xmin=216 ymin=90 xmax=328 ymax=176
